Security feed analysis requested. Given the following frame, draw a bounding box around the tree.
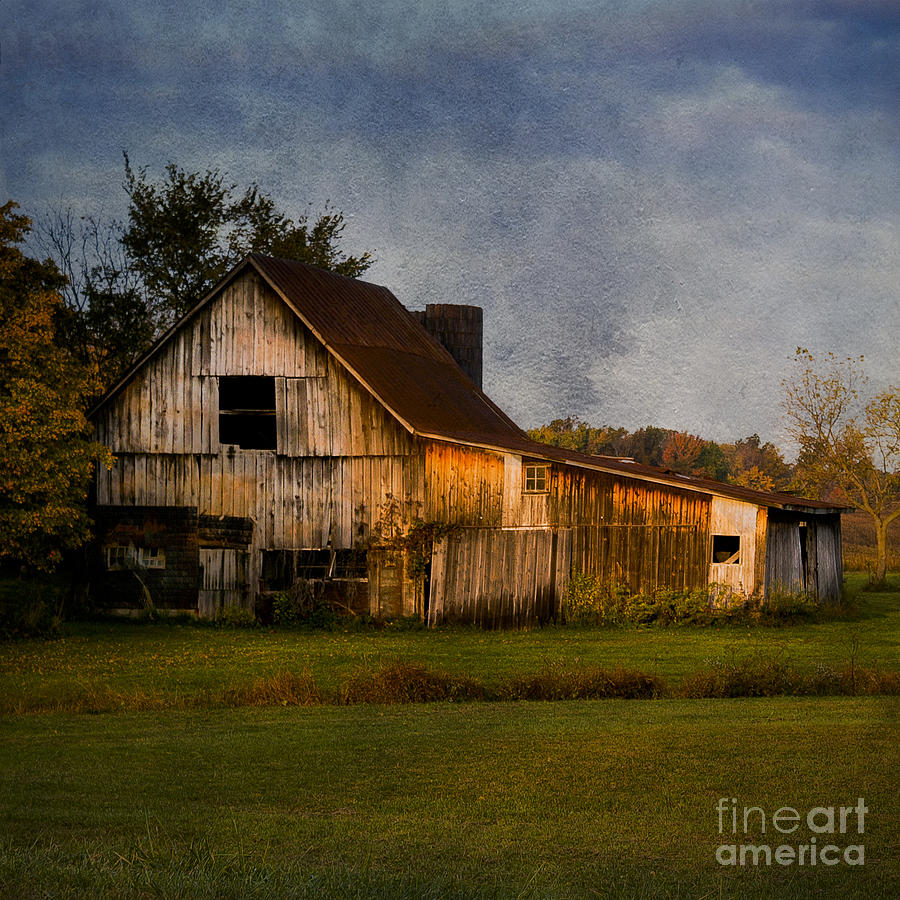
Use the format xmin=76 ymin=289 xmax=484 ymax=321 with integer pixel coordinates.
xmin=0 ymin=202 xmax=112 ymax=572
xmin=722 ymin=434 xmax=792 ymax=492
xmin=528 ymin=417 xmax=628 ymax=457
xmin=661 ymin=431 xmax=704 ymax=473
xmin=121 ymin=155 xmax=373 ymax=324
xmin=784 ymin=349 xmax=900 ymax=585
xmin=32 ymin=208 xmax=160 ymax=390
xmin=34 ymin=157 xmax=375 ymax=392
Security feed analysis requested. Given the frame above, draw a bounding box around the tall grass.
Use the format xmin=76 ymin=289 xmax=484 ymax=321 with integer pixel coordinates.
xmin=2 ymin=657 xmax=897 ymax=715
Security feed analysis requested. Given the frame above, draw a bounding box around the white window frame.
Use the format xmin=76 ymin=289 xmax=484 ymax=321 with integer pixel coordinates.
xmin=105 ymin=545 xmax=166 ymax=570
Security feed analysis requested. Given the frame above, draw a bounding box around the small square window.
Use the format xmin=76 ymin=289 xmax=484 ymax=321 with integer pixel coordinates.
xmin=523 ymin=464 xmax=549 ymax=493
xmin=106 ymin=545 xmax=131 ymax=570
xmin=711 ymin=535 xmax=740 ymax=564
xmin=140 ymin=547 xmax=166 ymax=569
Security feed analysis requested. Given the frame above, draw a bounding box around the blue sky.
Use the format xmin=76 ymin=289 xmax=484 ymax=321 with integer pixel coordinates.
xmin=3 ymin=0 xmax=898 ymax=448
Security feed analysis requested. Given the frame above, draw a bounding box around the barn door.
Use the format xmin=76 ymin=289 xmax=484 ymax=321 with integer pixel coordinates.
xmin=199 ymin=549 xmax=249 ymax=617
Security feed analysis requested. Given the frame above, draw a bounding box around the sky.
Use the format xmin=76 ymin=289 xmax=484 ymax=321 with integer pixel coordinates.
xmin=2 ymin=0 xmax=898 ymax=450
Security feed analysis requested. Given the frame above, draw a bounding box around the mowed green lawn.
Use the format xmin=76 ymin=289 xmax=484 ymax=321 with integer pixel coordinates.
xmin=0 ymin=699 xmax=897 ymax=898
xmin=0 ymin=574 xmax=898 ymax=897
xmin=1 ymin=574 xmax=897 ymax=712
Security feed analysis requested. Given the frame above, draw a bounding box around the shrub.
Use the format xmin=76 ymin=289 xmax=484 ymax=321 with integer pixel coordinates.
xmin=561 ymin=572 xmax=839 ymax=628
xmin=561 ymin=573 xmax=630 ymax=625
xmin=338 ymin=661 xmax=484 ymax=704
xmin=757 ymin=591 xmax=819 ymax=624
xmin=271 ymin=580 xmax=340 ymax=630
xmin=222 ymin=670 xmax=322 ymax=707
xmin=215 ymin=605 xmax=256 ymax=628
xmin=0 ymin=576 xmax=66 ymax=638
xmin=679 ymin=655 xmax=803 ymax=698
xmin=494 ymin=663 xmax=665 ymax=700
xmin=678 ymin=655 xmax=900 ymax=698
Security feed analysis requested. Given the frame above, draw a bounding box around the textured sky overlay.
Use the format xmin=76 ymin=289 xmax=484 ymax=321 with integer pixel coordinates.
xmin=2 ymin=1 xmax=898 ymax=449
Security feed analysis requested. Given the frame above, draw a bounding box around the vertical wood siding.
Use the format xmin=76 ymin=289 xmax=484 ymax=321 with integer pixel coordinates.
xmin=94 ymin=270 xmax=425 ymax=613
xmin=809 ymin=515 xmax=843 ymax=603
xmin=198 ymin=548 xmax=249 ymax=616
xmin=766 ymin=512 xmax=843 ymax=604
xmin=765 ymin=516 xmax=804 ymax=595
xmin=708 ymin=496 xmax=760 ymax=595
xmin=424 ymin=442 xmax=504 ymax=526
xmin=96 ymin=453 xmax=424 ymax=551
xmin=429 ymin=528 xmax=561 ymax=627
xmin=562 ymin=470 xmax=711 ymax=595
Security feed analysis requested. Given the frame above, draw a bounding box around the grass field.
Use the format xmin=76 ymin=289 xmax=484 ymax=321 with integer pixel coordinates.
xmin=1 ymin=699 xmax=897 ymax=898
xmin=1 ymin=574 xmax=898 ymax=714
xmin=0 ymin=574 xmax=898 ymax=897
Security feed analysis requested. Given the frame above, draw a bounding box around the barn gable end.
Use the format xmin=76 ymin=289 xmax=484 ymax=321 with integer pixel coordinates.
xmin=92 ymin=266 xmax=426 ymax=617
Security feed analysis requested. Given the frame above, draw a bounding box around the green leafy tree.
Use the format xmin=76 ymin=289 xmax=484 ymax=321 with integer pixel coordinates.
xmin=122 ymin=155 xmax=373 ymax=324
xmin=784 ymin=349 xmax=900 ymax=585
xmin=34 ymin=158 xmax=374 ymax=392
xmin=528 ymin=417 xmax=627 ymax=457
xmin=693 ymin=441 xmax=732 ymax=481
xmin=0 ymin=202 xmax=112 ymax=572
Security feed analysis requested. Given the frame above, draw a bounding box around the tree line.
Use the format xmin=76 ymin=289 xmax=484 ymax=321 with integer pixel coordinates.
xmin=528 ymin=420 xmax=792 ymax=491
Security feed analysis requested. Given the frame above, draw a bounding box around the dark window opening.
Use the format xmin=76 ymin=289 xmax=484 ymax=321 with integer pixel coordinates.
xmin=294 ymin=549 xmax=332 ymax=580
xmin=219 ymin=376 xmax=276 ymax=450
xmin=712 ymin=534 xmax=741 ymax=564
xmin=260 ymin=549 xmax=368 ymax=591
xmin=333 ymin=549 xmax=368 ymax=579
xmin=799 ymin=524 xmax=809 ymax=589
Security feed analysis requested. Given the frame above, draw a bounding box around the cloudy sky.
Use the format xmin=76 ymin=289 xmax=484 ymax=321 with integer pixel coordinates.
xmin=3 ymin=0 xmax=898 ymax=448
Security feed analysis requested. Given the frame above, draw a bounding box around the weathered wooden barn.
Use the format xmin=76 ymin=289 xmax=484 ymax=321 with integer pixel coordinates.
xmin=89 ymin=254 xmax=845 ymax=623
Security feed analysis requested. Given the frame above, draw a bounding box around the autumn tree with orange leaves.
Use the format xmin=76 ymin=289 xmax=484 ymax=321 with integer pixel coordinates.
xmin=0 ymin=202 xmax=111 ymax=572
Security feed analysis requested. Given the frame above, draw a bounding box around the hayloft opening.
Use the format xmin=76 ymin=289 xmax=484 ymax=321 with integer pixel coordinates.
xmin=711 ymin=534 xmax=740 ymax=564
xmin=219 ymin=376 xmax=276 ymax=450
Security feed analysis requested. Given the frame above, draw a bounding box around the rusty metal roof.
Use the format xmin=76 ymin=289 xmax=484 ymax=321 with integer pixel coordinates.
xmin=253 ymin=256 xmax=845 ymax=514
xmin=91 ymin=254 xmax=846 ymax=515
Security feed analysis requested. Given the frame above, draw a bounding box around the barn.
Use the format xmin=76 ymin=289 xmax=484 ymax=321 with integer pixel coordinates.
xmin=88 ymin=254 xmax=845 ymax=624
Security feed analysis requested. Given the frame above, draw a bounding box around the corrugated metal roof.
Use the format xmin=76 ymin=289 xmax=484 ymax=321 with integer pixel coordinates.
xmin=253 ymin=256 xmax=846 ymax=514
xmin=91 ymin=254 xmax=847 ymax=515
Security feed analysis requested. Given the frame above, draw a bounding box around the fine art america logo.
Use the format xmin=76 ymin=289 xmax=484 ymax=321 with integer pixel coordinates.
xmin=715 ymin=797 xmax=867 ymax=867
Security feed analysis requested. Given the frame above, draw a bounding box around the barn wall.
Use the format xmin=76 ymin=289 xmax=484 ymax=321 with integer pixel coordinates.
xmin=765 ymin=510 xmax=843 ymax=604
xmin=93 ymin=270 xmax=425 ymax=614
xmin=425 ymin=447 xmax=713 ymax=623
xmin=808 ymin=514 xmax=843 ymax=604
xmin=424 ymin=442 xmax=504 ymax=526
xmin=765 ymin=512 xmax=804 ymax=597
xmin=561 ymin=469 xmax=711 ymax=595
xmin=708 ymin=497 xmax=760 ymax=596
xmin=428 ymin=527 xmax=570 ymax=627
